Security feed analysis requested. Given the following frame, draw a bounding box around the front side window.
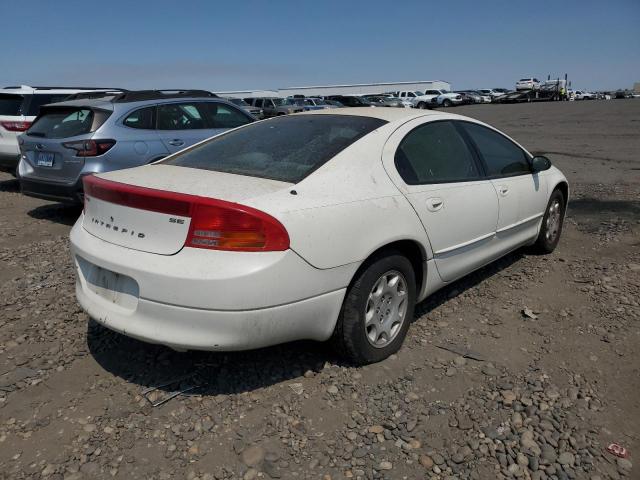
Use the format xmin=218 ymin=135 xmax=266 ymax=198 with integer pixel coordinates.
xmin=199 ymin=103 xmax=252 ymax=129
xmin=157 ymin=103 xmax=205 ymax=130
xmin=395 ymin=121 xmax=480 ymax=184
xmin=162 ymin=115 xmax=386 ymax=183
xmin=460 ymin=122 xmax=530 ymax=176
xmin=123 ymin=106 xmax=155 ymax=129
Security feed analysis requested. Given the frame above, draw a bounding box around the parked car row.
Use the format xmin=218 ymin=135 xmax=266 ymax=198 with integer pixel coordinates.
xmin=14 ymin=89 xmax=257 ymax=203
xmin=0 ymin=86 xmax=122 ymax=173
xmin=1 ymin=82 xmax=571 ymax=364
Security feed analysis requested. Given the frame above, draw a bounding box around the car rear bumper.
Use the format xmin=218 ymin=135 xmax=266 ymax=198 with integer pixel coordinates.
xmin=0 ymin=152 xmax=20 ymax=173
xmin=19 ymin=175 xmax=84 ymax=204
xmin=77 ymin=281 xmax=345 ymax=351
xmin=70 ymin=216 xmax=354 ymax=350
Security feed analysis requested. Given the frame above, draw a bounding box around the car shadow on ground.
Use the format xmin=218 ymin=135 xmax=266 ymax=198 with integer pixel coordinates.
xmin=87 ymin=321 xmax=340 ymax=397
xmin=0 ymin=177 xmax=19 ymax=193
xmin=568 ymin=197 xmax=640 ymax=221
xmin=27 ymin=204 xmax=82 ymax=226
xmin=87 ymin=249 xmax=527 ymax=398
xmin=414 ymin=250 xmax=524 ymax=317
xmin=565 ymin=197 xmax=640 ymax=238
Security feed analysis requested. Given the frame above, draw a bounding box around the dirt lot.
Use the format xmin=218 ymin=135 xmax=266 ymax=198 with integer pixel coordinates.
xmin=0 ymin=100 xmax=638 ymax=480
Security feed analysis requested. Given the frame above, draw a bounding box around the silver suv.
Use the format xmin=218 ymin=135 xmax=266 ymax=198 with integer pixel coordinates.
xmin=243 ymin=97 xmax=303 ymax=117
xmin=17 ymin=90 xmax=256 ymax=204
xmin=0 ymin=85 xmax=122 ymax=174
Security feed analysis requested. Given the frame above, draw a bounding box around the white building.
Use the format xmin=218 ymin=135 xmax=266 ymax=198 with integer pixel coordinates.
xmin=219 ymin=80 xmax=451 ymax=98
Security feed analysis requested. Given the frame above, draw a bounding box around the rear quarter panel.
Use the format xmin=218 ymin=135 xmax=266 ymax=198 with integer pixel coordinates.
xmin=245 ymin=127 xmax=433 ymax=269
xmin=97 ymin=108 xmax=169 ymax=170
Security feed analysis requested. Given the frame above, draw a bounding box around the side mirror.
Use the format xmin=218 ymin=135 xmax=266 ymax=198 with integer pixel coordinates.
xmin=531 ymin=155 xmax=552 ymax=172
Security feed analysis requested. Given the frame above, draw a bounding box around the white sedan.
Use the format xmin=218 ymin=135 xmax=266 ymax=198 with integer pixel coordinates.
xmin=70 ymin=108 xmax=568 ymax=364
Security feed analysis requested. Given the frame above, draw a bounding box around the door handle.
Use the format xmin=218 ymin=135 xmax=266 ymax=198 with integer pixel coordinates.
xmin=498 ymin=185 xmax=509 ymax=196
xmin=168 ymin=139 xmax=184 ymax=147
xmin=426 ymin=197 xmax=444 ymax=212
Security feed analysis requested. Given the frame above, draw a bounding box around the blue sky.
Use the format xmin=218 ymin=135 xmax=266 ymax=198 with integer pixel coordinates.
xmin=2 ymin=0 xmax=638 ymax=92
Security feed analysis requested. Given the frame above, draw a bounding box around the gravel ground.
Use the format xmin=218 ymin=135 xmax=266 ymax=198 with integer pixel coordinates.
xmin=0 ymin=100 xmax=638 ymax=480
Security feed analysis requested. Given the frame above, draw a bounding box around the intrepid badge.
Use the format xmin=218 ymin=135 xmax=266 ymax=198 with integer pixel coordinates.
xmin=91 ymin=216 xmax=145 ymax=238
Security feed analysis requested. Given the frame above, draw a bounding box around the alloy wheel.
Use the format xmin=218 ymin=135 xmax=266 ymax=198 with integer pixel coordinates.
xmin=545 ymin=199 xmax=562 ymax=242
xmin=364 ymin=270 xmax=408 ymax=348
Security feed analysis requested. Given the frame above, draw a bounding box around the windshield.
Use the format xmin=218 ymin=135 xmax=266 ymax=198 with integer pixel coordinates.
xmin=229 ymin=98 xmax=250 ymax=106
xmin=414 ymin=91 xmax=423 ymax=96
xmin=27 ymin=108 xmax=95 ymax=138
xmin=161 ymin=115 xmax=386 ymax=183
xmin=272 ymin=98 xmax=293 ymax=106
xmin=0 ymin=94 xmax=24 ymax=115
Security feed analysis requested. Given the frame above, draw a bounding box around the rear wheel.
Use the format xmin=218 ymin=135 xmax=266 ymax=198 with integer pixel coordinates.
xmin=332 ymin=252 xmax=416 ymax=365
xmin=532 ymin=189 xmax=566 ymax=254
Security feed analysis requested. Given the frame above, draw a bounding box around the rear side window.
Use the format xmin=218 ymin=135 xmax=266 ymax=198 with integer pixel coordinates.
xmin=124 ymin=107 xmax=155 ymax=129
xmin=199 ymin=103 xmax=252 ymax=128
xmin=460 ymin=122 xmax=531 ymax=176
xmin=0 ymin=94 xmax=24 ymax=115
xmin=28 ymin=108 xmax=95 ymax=138
xmin=26 ymin=94 xmax=72 ymax=116
xmin=162 ymin=115 xmax=386 ymax=183
xmin=157 ymin=103 xmax=206 ymax=130
xmin=395 ymin=121 xmax=480 ymax=184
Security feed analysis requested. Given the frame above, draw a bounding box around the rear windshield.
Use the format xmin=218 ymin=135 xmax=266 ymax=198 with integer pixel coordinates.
xmin=26 ymin=94 xmax=74 ymax=116
xmin=162 ymin=115 xmax=386 ymax=183
xmin=28 ymin=108 xmax=95 ymax=138
xmin=0 ymin=94 xmax=24 ymax=115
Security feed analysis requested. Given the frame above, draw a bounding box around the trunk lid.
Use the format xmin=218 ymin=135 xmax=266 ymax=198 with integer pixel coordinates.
xmin=20 ymin=105 xmax=111 ymax=183
xmin=20 ymin=134 xmax=86 ymax=183
xmin=82 ymin=164 xmax=291 ymax=255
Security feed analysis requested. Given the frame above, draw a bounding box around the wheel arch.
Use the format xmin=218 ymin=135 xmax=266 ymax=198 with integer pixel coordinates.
xmin=350 ymin=239 xmax=427 ymax=298
xmin=553 ymin=180 xmax=569 ymax=205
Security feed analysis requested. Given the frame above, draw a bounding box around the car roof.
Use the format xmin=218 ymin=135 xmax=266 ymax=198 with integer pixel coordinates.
xmin=294 ymin=107 xmax=448 ymax=123
xmin=36 ymin=96 xmax=233 ymax=112
xmin=1 ymin=85 xmax=120 ymax=95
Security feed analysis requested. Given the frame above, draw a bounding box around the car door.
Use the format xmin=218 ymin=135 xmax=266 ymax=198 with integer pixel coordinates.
xmin=458 ymin=121 xmax=548 ymax=250
xmin=156 ymin=102 xmax=212 ymax=154
xmin=383 ymin=118 xmax=499 ymax=282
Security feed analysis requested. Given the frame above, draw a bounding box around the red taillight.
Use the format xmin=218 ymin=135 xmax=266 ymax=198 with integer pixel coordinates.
xmin=1 ymin=121 xmax=32 ymax=132
xmin=186 ymin=203 xmax=289 ymax=251
xmin=83 ymin=175 xmax=289 ymax=252
xmin=63 ymin=139 xmax=116 ymax=157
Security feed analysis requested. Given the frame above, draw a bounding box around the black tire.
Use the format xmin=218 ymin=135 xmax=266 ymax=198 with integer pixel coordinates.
xmin=532 ymin=189 xmax=566 ymax=254
xmin=332 ymin=251 xmax=416 ymax=365
xmin=443 ymin=99 xmax=452 ymax=107
xmin=417 ymin=102 xmax=426 ymax=109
